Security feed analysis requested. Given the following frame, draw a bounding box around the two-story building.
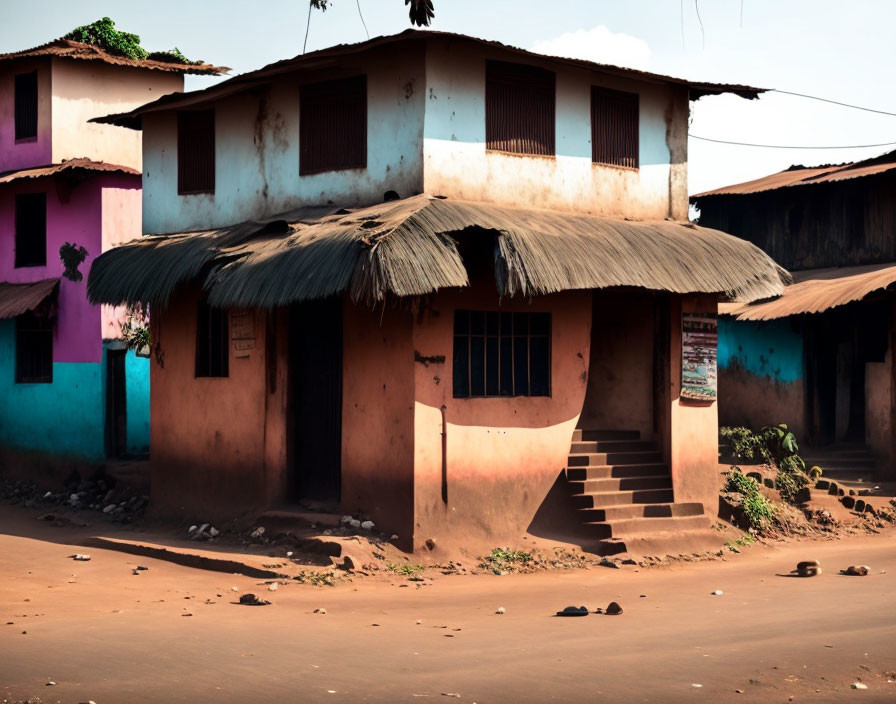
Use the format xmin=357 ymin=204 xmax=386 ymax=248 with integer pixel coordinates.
xmin=0 ymin=37 xmax=224 ymax=463
xmin=693 ymin=150 xmax=896 ymax=480
xmin=88 ymin=30 xmax=786 ymax=552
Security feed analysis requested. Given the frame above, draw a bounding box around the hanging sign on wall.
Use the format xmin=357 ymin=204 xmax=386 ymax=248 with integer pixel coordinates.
xmin=681 ymin=313 xmax=717 ymax=402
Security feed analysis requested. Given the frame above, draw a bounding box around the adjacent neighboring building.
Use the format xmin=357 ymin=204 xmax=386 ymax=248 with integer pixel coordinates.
xmin=89 ymin=30 xmax=786 ymax=551
xmin=0 ymin=38 xmax=225 ymax=462
xmin=692 ymin=150 xmax=896 ymax=478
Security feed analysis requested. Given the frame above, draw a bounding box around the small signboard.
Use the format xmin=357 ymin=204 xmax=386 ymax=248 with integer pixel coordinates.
xmin=681 ymin=313 xmax=717 ymax=403
xmin=231 ymin=312 xmax=256 ymax=358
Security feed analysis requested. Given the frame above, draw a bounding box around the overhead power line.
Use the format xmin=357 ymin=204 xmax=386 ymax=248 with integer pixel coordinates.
xmin=689 ymin=134 xmax=896 ymax=150
xmin=770 ymin=89 xmax=896 ymax=118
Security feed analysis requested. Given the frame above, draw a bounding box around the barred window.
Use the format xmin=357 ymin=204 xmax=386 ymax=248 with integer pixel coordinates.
xmin=16 ymin=312 xmax=52 ymax=384
xmin=178 ymin=110 xmax=215 ymax=194
xmin=195 ymin=300 xmax=229 ymax=378
xmin=300 ymin=75 xmax=367 ymax=175
xmin=453 ymin=310 xmax=550 ymax=398
xmin=485 ymin=61 xmax=555 ymax=157
xmin=15 ymin=71 xmax=38 ymax=141
xmin=591 ymin=87 xmax=639 ymax=169
xmin=15 ymin=192 xmax=46 ymax=268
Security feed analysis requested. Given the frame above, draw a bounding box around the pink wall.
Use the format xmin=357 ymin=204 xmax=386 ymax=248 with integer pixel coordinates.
xmin=0 ymin=58 xmax=52 ymax=173
xmin=100 ymin=184 xmax=142 ymax=340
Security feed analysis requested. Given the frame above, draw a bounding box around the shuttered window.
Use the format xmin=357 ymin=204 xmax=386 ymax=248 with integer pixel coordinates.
xmin=15 ymin=192 xmax=46 ymax=268
xmin=300 ymin=76 xmax=367 ymax=175
xmin=195 ymin=300 xmax=229 ymax=378
xmin=453 ymin=310 xmax=551 ymax=398
xmin=15 ymin=71 xmax=38 ymax=141
xmin=177 ymin=110 xmax=215 ymax=194
xmin=591 ymin=87 xmax=639 ymax=169
xmin=15 ymin=312 xmax=53 ymax=384
xmin=485 ymin=61 xmax=555 ymax=157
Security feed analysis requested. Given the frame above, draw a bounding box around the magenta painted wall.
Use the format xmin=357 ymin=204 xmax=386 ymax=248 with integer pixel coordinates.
xmin=0 ymin=58 xmax=53 ymax=173
xmin=0 ymin=173 xmax=140 ymax=363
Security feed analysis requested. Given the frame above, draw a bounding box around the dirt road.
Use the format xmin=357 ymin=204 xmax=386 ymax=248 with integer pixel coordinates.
xmin=1 ymin=511 xmax=894 ymax=703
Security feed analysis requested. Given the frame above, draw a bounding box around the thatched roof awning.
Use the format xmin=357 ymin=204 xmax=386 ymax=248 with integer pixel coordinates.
xmin=721 ymin=263 xmax=896 ymax=321
xmin=0 ymin=279 xmax=59 ymax=320
xmin=87 ymin=195 xmax=789 ymax=309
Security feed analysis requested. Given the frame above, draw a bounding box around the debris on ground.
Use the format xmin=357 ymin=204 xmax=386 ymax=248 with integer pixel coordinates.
xmin=556 ymin=606 xmax=589 ymax=617
xmin=238 ymin=593 xmax=270 ymax=606
xmin=851 ymin=682 xmax=868 ymax=690
xmin=313 ymin=607 xmax=327 ymax=614
xmin=495 ymin=607 xmax=505 ymax=614
xmin=71 ymin=554 xmax=91 ymax=561
xmin=1 ymin=474 xmax=147 ymax=524
xmin=605 ymin=601 xmax=623 ymax=615
xmin=841 ymin=565 xmax=870 ymax=576
xmin=796 ymin=560 xmax=821 ymax=577
xmin=711 ymin=589 xmax=724 ymax=595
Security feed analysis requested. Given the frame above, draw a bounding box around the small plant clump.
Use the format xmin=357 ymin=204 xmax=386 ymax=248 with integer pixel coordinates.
xmin=120 ymin=304 xmax=150 ymax=356
xmin=725 ymin=468 xmax=777 ymax=532
xmin=64 ymin=18 xmax=198 ymax=64
xmin=720 ymin=426 xmax=772 ymax=464
xmin=386 ymin=562 xmax=426 ymax=580
xmin=294 ymin=570 xmax=337 ymax=587
xmin=479 ymin=547 xmax=533 ymax=574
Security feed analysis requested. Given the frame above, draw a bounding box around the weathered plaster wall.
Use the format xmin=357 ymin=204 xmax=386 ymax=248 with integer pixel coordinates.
xmin=51 ymin=59 xmax=182 ymax=171
xmin=341 ymin=302 xmax=417 ymax=545
xmin=717 ymin=317 xmax=806 ymax=439
xmin=100 ymin=182 xmax=142 ymax=340
xmin=0 ymin=320 xmax=105 ymax=460
xmin=580 ymin=290 xmax=655 ymax=438
xmin=142 ymin=44 xmax=426 ymax=233
xmin=0 ymin=58 xmax=52 ymax=172
xmin=411 ymin=286 xmax=591 ymax=550
xmin=422 ymin=37 xmax=686 ymax=219
xmin=124 ymin=349 xmax=150 ymax=455
xmin=668 ymin=295 xmax=720 ymax=513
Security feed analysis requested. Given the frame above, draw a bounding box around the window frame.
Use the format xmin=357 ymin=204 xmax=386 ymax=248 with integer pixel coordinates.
xmin=14 ymin=191 xmax=47 ymax=268
xmin=452 ymin=310 xmax=551 ymax=399
xmin=485 ymin=60 xmax=556 ymax=158
xmin=15 ymin=312 xmax=53 ymax=384
xmin=195 ymin=300 xmax=229 ymax=378
xmin=14 ymin=70 xmax=38 ymax=142
xmin=299 ymin=75 xmax=368 ymax=176
xmin=177 ymin=109 xmax=216 ymax=195
xmin=590 ymin=86 xmax=640 ymax=170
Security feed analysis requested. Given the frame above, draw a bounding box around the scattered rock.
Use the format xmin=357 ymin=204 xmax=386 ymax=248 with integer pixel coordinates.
xmin=851 ymin=682 xmax=868 ymax=690
xmin=425 ymin=538 xmax=436 ymax=551
xmin=249 ymin=526 xmax=265 ymax=539
xmin=599 ymin=558 xmax=620 ymax=569
xmin=46 ymin=681 xmax=56 ymax=686
xmin=314 ymin=608 xmax=327 ymax=614
xmin=556 ymin=606 xmax=589 ymax=617
xmin=188 ymin=525 xmax=198 ymax=533
xmin=238 ymin=593 xmax=270 ymax=606
xmin=797 ymin=560 xmax=821 ymax=577
xmin=360 ymin=520 xmax=375 ymax=530
xmin=495 ymin=607 xmax=505 ymax=614
xmin=711 ymin=590 xmax=724 ymax=596
xmin=71 ymin=554 xmax=91 ymax=561
xmin=208 ymin=526 xmax=220 ymax=537
xmin=605 ymin=601 xmax=623 ymax=615
xmin=348 ymin=519 xmax=361 ymax=529
xmin=841 ymin=565 xmax=870 ymax=576
xmin=268 ymin=582 xmax=279 ymax=591
xmin=390 ymin=534 xmax=399 ymax=541
xmin=842 ymin=496 xmax=856 ymax=510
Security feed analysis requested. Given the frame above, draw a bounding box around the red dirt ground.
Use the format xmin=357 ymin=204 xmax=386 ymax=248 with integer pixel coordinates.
xmin=1 ymin=506 xmax=895 ymax=703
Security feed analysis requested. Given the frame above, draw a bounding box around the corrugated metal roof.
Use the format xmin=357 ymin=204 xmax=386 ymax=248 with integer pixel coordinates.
xmin=0 ymin=39 xmax=228 ymax=75
xmin=692 ymin=149 xmax=896 ymax=199
xmin=721 ymin=263 xmax=896 ymax=320
xmin=0 ymin=279 xmax=59 ymax=320
xmin=90 ymin=29 xmax=766 ymax=130
xmin=87 ymin=194 xmax=788 ymax=310
xmin=0 ymin=159 xmax=139 ymax=187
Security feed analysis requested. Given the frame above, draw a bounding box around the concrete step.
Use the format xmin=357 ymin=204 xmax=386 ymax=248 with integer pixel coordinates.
xmin=571 ymin=488 xmax=675 ymax=508
xmin=572 ymin=429 xmax=640 ymax=442
xmin=569 ymin=475 xmax=672 ymax=494
xmin=568 ymin=451 xmax=663 ymax=467
xmin=570 ymin=440 xmax=657 ymax=453
xmin=583 ymin=514 xmax=711 ymax=539
xmin=567 ymin=463 xmax=669 ymax=481
xmin=575 ymin=502 xmax=705 ymax=522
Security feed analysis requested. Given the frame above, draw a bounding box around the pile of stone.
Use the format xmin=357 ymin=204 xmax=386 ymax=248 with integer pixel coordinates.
xmin=188 ymin=523 xmax=220 ymax=541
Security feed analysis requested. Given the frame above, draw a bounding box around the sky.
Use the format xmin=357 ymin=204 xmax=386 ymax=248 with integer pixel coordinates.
xmin=3 ymin=0 xmax=896 ymax=195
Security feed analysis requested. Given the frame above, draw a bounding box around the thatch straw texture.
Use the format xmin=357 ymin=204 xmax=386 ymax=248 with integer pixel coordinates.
xmin=88 ymin=195 xmax=788 ymax=309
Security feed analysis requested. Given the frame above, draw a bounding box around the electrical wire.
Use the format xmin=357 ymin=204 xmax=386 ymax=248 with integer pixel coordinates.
xmin=356 ymin=0 xmax=369 ymax=40
xmin=771 ymin=89 xmax=896 ymax=118
xmin=694 ymin=0 xmax=705 ymax=49
xmin=303 ymin=0 xmax=313 ymax=54
xmin=689 ymin=134 xmax=896 ymax=150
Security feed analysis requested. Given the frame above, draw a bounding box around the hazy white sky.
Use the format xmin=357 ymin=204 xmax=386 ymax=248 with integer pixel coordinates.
xmin=4 ymin=0 xmax=895 ymax=194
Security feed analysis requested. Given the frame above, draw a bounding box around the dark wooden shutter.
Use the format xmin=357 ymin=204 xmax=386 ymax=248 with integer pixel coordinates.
xmin=15 ymin=71 xmax=38 ymax=141
xmin=591 ymin=87 xmax=639 ymax=169
xmin=195 ymin=300 xmax=229 ymax=377
xmin=15 ymin=312 xmax=53 ymax=383
xmin=300 ymin=76 xmax=367 ymax=175
xmin=485 ymin=61 xmax=555 ymax=157
xmin=178 ymin=110 xmax=215 ymax=194
xmin=15 ymin=192 xmax=46 ymax=268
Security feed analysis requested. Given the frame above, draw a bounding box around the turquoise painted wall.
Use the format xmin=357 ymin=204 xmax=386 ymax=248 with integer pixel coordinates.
xmin=125 ymin=350 xmax=150 ymax=455
xmin=718 ymin=317 xmax=804 ymax=383
xmin=0 ymin=320 xmax=105 ymax=461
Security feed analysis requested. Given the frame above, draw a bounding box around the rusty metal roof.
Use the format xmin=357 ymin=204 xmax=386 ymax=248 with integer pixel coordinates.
xmin=0 ymin=39 xmax=228 ymax=75
xmin=0 ymin=159 xmax=140 ymax=187
xmin=692 ymin=150 xmax=896 ymax=199
xmin=91 ymin=29 xmax=765 ymax=130
xmin=720 ymin=263 xmax=896 ymax=320
xmin=0 ymin=279 xmax=59 ymax=320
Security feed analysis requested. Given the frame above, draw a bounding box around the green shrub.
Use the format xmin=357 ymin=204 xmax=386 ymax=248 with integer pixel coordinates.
xmin=65 ymin=18 xmax=147 ymax=60
xmin=147 ymin=47 xmax=199 ymax=65
xmin=720 ymin=426 xmax=771 ymax=463
xmin=725 ymin=468 xmax=776 ymax=531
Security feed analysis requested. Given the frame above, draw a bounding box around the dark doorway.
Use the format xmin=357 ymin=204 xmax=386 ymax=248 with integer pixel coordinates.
xmin=289 ymin=298 xmax=343 ymax=502
xmin=105 ymin=349 xmax=127 ymax=458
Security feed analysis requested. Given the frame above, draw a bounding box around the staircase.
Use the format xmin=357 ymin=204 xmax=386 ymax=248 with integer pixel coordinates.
xmin=801 ymin=444 xmax=877 ymax=481
xmin=565 ymin=429 xmax=710 ymax=552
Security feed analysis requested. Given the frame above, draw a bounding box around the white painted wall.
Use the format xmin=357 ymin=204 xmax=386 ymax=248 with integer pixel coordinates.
xmin=142 ymin=45 xmax=426 ymax=234
xmin=51 ymin=59 xmax=182 ymax=171
xmin=422 ymin=37 xmax=687 ymax=219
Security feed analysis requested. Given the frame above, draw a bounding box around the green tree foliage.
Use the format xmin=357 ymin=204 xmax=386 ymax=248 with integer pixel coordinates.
xmin=64 ymin=18 xmax=198 ymax=64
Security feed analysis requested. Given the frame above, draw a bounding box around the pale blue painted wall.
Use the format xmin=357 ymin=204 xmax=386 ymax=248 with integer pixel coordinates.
xmin=718 ymin=317 xmax=804 ymax=384
xmin=0 ymin=320 xmax=105 ymax=461
xmin=124 ymin=349 xmax=150 ymax=455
